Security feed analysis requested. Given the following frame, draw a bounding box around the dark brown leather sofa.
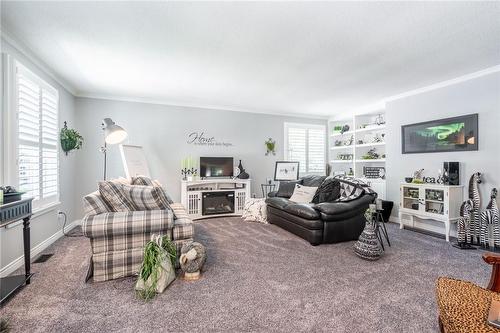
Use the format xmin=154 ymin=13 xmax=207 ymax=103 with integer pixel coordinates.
xmin=266 ymin=175 xmax=375 ymax=245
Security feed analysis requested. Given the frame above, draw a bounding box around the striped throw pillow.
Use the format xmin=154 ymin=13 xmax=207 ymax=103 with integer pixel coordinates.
xmin=122 ymin=184 xmax=172 ymax=211
xmin=152 ymin=180 xmax=174 ymax=204
xmin=98 ymin=181 xmax=137 ymax=212
xmin=131 ymin=176 xmax=154 ymax=186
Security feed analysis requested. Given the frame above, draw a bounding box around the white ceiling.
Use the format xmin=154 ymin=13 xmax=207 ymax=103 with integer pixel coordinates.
xmin=1 ymin=1 xmax=499 ymax=117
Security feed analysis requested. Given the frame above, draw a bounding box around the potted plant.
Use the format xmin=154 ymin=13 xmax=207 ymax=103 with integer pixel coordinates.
xmin=60 ymin=121 xmax=83 ymax=155
xmin=136 ymin=235 xmax=177 ymax=300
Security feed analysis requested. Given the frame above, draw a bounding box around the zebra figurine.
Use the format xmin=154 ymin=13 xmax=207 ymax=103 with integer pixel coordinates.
xmin=468 ymin=172 xmax=482 ymax=244
xmin=456 ymin=200 xmax=474 ymax=248
xmin=480 ymin=188 xmax=499 ymax=248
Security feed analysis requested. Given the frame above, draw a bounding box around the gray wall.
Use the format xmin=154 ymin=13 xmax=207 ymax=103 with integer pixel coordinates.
xmin=386 ymin=71 xmax=500 ymax=225
xmin=74 ymin=97 xmax=326 ymax=218
xmin=0 ymin=38 xmax=77 ymax=273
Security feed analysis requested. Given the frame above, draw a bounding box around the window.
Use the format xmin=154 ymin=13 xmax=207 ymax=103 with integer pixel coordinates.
xmin=9 ymin=61 xmax=59 ymax=209
xmin=284 ymin=123 xmax=326 ymax=174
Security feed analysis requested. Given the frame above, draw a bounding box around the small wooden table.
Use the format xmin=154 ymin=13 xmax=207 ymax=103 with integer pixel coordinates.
xmin=0 ymin=198 xmax=33 ymax=304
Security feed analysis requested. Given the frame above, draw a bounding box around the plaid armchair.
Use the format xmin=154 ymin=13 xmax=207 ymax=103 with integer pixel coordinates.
xmin=82 ymin=188 xmax=194 ymax=282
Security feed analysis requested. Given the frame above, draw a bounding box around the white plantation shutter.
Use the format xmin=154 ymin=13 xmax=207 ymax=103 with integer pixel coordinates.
xmin=284 ymin=123 xmax=325 ymax=174
xmin=15 ymin=63 xmax=59 ymax=207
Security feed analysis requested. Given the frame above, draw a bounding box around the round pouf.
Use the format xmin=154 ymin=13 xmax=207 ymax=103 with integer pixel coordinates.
xmin=354 ymin=224 xmax=382 ymax=260
xmin=179 ymin=242 xmax=207 ymax=280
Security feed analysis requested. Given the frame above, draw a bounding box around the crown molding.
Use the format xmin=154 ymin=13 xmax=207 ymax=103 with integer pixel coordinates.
xmin=384 ymin=64 xmax=500 ymax=103
xmin=75 ymin=92 xmax=330 ymax=120
xmin=331 ymin=64 xmax=500 ymax=120
xmin=1 ymin=27 xmax=78 ymax=95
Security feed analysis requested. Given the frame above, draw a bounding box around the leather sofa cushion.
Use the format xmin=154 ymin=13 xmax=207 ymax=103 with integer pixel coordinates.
xmin=312 ymin=177 xmax=340 ymax=204
xmin=276 ymin=180 xmax=302 ymax=198
xmin=301 ymin=175 xmax=326 ymax=187
xmin=265 ymin=197 xmax=291 ymax=210
xmin=266 ymin=198 xmax=321 ymax=220
xmin=267 ymin=206 xmax=323 ymax=230
xmin=283 ymin=203 xmax=320 ymax=220
xmin=316 ymin=195 xmax=373 ymax=221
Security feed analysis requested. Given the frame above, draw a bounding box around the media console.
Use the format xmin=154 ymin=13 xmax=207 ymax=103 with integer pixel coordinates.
xmin=180 ymin=179 xmax=251 ymax=220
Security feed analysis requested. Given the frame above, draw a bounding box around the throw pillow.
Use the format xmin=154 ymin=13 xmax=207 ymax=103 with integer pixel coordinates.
xmin=312 ymin=177 xmax=341 ymax=204
xmin=111 ymin=177 xmax=131 ymax=185
xmin=131 ymin=175 xmax=154 ymax=186
xmin=152 ymin=180 xmax=175 ymax=204
xmin=289 ymin=184 xmax=318 ymax=203
xmin=277 ymin=180 xmax=303 ymax=198
xmin=121 ymin=184 xmax=172 ymax=211
xmin=98 ymin=181 xmax=137 ymax=212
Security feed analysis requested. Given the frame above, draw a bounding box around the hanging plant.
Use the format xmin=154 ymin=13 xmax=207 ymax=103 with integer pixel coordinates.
xmin=60 ymin=121 xmax=83 ymax=155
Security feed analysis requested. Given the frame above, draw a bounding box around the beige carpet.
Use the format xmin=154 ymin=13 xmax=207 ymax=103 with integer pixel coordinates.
xmin=0 ymin=218 xmax=490 ymax=332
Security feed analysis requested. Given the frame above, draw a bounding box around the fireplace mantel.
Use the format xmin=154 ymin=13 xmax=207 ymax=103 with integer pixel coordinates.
xmin=180 ymin=179 xmax=251 ymax=220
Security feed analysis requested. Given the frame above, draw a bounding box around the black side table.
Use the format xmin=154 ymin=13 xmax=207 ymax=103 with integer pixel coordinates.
xmin=373 ymin=209 xmax=391 ymax=251
xmin=261 ymin=184 xmax=276 ymax=198
xmin=0 ymin=198 xmax=34 ymax=304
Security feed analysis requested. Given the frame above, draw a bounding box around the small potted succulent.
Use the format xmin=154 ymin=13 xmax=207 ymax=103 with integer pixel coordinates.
xmin=60 ymin=121 xmax=83 ymax=155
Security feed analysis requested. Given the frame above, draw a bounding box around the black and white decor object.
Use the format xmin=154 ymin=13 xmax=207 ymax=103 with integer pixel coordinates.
xmin=480 ymin=188 xmax=499 ymax=248
xmin=468 ymin=172 xmax=482 ymax=243
xmin=236 ymin=160 xmax=250 ymax=179
xmin=353 ymin=209 xmax=383 ymax=260
xmin=454 ymin=199 xmax=475 ymax=250
xmin=179 ymin=242 xmax=207 ymax=281
xmin=274 ymin=161 xmax=300 ymax=181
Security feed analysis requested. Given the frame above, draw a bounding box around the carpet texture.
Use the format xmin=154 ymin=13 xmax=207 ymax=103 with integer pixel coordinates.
xmin=0 ymin=218 xmax=490 ymax=332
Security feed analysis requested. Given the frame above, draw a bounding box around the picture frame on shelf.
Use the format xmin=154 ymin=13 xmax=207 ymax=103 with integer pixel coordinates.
xmin=274 ymin=161 xmax=300 ymax=181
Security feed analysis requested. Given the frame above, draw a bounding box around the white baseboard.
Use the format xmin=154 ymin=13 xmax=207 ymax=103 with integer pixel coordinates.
xmin=0 ymin=220 xmax=81 ymax=277
xmin=388 ymin=215 xmax=457 ymax=238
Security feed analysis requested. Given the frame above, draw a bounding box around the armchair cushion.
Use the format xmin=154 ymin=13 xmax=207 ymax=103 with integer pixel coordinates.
xmin=82 ymin=209 xmax=174 ymax=238
xmin=98 ymin=181 xmax=137 ymax=212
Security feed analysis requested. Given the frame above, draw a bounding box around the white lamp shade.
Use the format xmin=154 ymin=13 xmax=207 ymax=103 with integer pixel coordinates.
xmin=102 ymin=118 xmax=128 ymax=144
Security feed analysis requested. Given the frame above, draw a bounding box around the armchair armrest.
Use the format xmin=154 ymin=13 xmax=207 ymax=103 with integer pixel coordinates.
xmin=483 ymin=252 xmax=500 ymax=292
xmin=82 ymin=210 xmax=173 ymax=238
xmin=314 ymin=195 xmax=373 ymax=215
xmin=267 ymin=191 xmax=278 ymax=198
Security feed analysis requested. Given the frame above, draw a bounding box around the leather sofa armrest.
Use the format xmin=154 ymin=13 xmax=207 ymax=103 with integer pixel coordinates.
xmin=267 ymin=191 xmax=278 ymax=198
xmin=314 ymin=195 xmax=374 ymax=215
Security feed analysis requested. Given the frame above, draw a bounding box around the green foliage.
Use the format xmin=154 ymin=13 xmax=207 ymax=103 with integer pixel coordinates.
xmin=137 ymin=236 xmax=176 ymax=301
xmin=60 ymin=122 xmax=83 ymax=154
xmin=0 ymin=318 xmax=10 ymax=333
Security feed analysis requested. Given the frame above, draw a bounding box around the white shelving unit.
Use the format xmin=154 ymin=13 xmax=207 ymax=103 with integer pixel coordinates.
xmin=328 ymin=110 xmax=387 ymax=199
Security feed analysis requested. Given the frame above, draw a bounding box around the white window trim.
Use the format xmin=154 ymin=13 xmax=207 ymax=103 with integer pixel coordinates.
xmin=283 ymin=122 xmax=326 ymax=175
xmin=4 ymin=56 xmax=60 ymax=211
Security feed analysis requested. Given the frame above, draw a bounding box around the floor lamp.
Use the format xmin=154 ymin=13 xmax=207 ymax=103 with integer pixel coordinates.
xmin=101 ymin=118 xmax=128 ymax=180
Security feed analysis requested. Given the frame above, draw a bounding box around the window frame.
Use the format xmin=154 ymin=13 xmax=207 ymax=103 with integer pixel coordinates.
xmin=283 ymin=122 xmax=326 ymax=175
xmin=4 ymin=57 xmax=60 ymax=211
